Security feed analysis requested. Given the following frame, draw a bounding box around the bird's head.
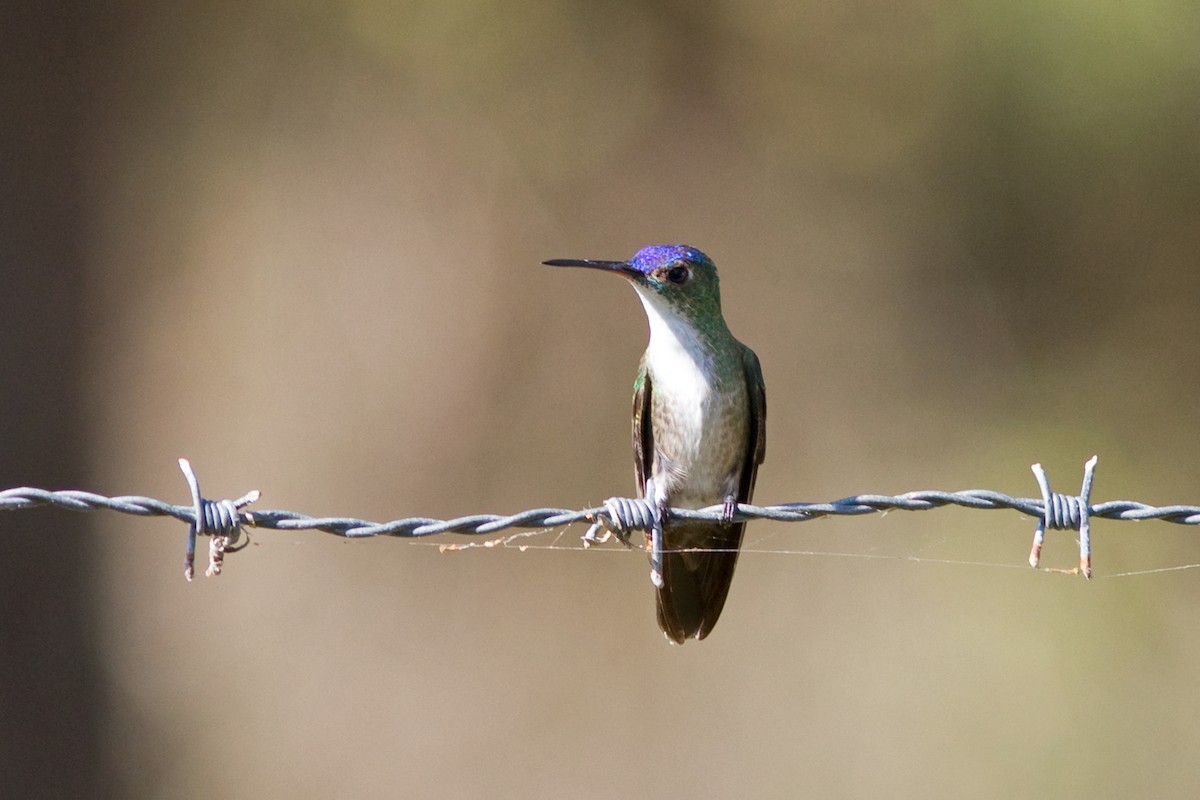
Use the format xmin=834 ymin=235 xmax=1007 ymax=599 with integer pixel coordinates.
xmin=545 ymin=244 xmax=723 ymax=323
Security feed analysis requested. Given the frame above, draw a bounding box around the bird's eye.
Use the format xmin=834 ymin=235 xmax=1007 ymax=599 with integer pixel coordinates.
xmin=666 ymin=265 xmax=691 ymax=284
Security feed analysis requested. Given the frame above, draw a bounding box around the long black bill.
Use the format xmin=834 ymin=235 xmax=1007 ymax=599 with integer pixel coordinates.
xmin=543 ymin=258 xmax=637 ymax=276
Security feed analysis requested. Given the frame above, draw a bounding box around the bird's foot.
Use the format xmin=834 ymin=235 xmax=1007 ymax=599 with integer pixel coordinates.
xmin=720 ymin=496 xmax=738 ymax=525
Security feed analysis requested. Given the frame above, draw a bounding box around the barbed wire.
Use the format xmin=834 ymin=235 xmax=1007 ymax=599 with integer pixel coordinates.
xmin=3 ymin=456 xmax=1199 ymax=580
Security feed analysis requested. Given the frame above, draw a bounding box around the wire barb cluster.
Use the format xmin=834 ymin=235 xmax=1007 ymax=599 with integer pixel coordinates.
xmin=1028 ymin=456 xmax=1098 ymax=578
xmin=3 ymin=454 xmax=1200 ymax=578
xmin=178 ymin=459 xmax=259 ymax=581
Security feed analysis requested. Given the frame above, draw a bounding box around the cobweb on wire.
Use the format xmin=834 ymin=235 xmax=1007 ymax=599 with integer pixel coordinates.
xmin=419 ymin=515 xmax=1200 ymax=580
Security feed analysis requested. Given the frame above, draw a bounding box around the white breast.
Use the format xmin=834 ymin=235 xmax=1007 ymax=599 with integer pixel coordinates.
xmin=634 ymin=287 xmax=747 ymax=508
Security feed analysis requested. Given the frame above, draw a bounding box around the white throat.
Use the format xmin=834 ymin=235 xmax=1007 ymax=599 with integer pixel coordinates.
xmin=632 ymin=286 xmax=713 ymax=372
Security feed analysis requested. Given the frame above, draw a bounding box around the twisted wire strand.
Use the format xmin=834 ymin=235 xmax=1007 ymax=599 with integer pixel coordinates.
xmin=6 ymin=485 xmax=1200 ymax=534
xmin=5 ymin=475 xmax=1200 ymax=534
xmin=3 ymin=456 xmax=1199 ymax=578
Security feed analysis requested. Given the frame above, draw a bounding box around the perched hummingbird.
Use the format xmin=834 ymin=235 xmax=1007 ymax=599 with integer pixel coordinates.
xmin=545 ymin=244 xmax=766 ymax=643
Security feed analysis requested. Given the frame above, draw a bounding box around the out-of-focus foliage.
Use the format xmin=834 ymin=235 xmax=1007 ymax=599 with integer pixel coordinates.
xmin=3 ymin=1 xmax=1200 ymax=797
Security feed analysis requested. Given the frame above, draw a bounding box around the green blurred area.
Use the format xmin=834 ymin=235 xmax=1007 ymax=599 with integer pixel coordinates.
xmin=3 ymin=1 xmax=1200 ymax=797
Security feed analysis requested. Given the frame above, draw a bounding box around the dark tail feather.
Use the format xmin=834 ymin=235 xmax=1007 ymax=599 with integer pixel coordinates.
xmin=654 ymin=522 xmax=744 ymax=643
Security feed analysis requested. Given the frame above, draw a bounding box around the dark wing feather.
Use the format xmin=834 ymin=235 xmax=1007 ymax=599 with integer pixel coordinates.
xmin=739 ymin=345 xmax=767 ymax=503
xmin=631 ymin=357 xmax=653 ymax=498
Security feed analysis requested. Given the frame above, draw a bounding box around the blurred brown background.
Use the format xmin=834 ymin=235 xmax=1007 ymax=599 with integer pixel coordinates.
xmin=3 ymin=2 xmax=1200 ymax=797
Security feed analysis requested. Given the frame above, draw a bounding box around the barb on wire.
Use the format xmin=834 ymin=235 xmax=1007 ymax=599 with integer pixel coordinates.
xmin=178 ymin=459 xmax=259 ymax=581
xmin=3 ymin=455 xmax=1200 ymax=579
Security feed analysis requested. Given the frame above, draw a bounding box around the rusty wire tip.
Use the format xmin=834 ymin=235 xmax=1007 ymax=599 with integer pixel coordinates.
xmin=1028 ymin=456 xmax=1098 ymax=577
xmin=206 ymin=534 xmax=230 ymax=577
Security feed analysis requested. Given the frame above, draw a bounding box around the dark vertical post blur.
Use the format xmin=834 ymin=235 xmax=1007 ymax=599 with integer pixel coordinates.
xmin=0 ymin=5 xmax=106 ymax=795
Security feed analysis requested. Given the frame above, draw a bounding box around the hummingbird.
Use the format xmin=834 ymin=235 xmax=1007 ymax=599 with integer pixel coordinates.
xmin=545 ymin=244 xmax=766 ymax=643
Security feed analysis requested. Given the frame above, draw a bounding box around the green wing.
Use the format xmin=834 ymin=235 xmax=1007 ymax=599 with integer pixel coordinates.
xmin=738 ymin=345 xmax=767 ymax=506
